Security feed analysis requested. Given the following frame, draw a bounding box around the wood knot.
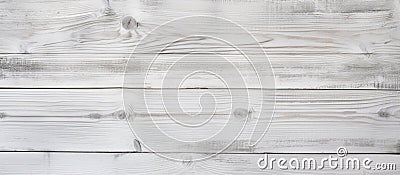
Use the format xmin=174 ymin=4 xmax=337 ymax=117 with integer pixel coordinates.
xmin=133 ymin=139 xmax=142 ymax=152
xmin=0 ymin=112 xmax=6 ymax=119
xmin=122 ymin=16 xmax=138 ymax=30
xmin=377 ymin=106 xmax=400 ymax=118
xmin=112 ymin=110 xmax=126 ymax=120
xmin=87 ymin=113 xmax=102 ymax=119
xmin=233 ymin=108 xmax=251 ymax=119
xmin=378 ymin=110 xmax=390 ymax=118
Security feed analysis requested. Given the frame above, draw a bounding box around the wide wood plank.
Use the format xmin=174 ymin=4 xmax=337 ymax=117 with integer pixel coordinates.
xmin=1 ymin=53 xmax=400 ymax=89
xmin=0 ymin=0 xmax=399 ymax=54
xmin=2 ymin=116 xmax=399 ymax=153
xmin=0 ymin=152 xmax=398 ymax=174
xmin=0 ymin=89 xmax=399 ymax=153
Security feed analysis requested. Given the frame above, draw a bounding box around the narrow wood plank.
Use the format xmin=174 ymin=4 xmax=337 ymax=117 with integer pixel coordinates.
xmin=0 ymin=0 xmax=399 ymax=54
xmin=1 ymin=53 xmax=399 ymax=89
xmin=0 ymin=152 xmax=398 ymax=174
xmin=2 ymin=116 xmax=399 ymax=153
xmin=0 ymin=89 xmax=399 ymax=153
xmin=0 ymin=118 xmax=134 ymax=152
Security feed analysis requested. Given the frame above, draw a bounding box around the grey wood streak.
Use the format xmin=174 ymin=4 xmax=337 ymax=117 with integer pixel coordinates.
xmin=1 ymin=53 xmax=400 ymax=89
xmin=0 ymin=153 xmax=398 ymax=175
xmin=0 ymin=89 xmax=399 ymax=153
xmin=0 ymin=0 xmax=399 ymax=54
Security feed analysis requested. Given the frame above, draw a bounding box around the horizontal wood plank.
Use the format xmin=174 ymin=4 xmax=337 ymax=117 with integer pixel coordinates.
xmin=0 ymin=89 xmax=399 ymax=153
xmin=1 ymin=53 xmax=399 ymax=89
xmin=0 ymin=0 xmax=399 ymax=54
xmin=0 ymin=152 xmax=398 ymax=174
xmin=2 ymin=117 xmax=399 ymax=153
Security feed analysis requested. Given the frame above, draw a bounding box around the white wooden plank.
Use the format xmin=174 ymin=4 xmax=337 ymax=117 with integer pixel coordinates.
xmin=0 ymin=89 xmax=399 ymax=153
xmin=0 ymin=1 xmax=398 ymax=174
xmin=0 ymin=0 xmax=399 ymax=54
xmin=0 ymin=152 xmax=398 ymax=174
xmin=2 ymin=116 xmax=399 ymax=153
xmin=1 ymin=89 xmax=399 ymax=117
xmin=1 ymin=53 xmax=399 ymax=89
xmin=0 ymin=118 xmax=134 ymax=152
xmin=0 ymin=89 xmax=122 ymax=117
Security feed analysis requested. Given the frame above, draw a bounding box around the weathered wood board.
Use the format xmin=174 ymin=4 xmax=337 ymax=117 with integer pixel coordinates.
xmin=0 ymin=0 xmax=399 ymax=54
xmin=0 ymin=153 xmax=398 ymax=174
xmin=0 ymin=89 xmax=398 ymax=153
xmin=0 ymin=0 xmax=399 ymax=174
xmin=0 ymin=53 xmax=400 ymax=89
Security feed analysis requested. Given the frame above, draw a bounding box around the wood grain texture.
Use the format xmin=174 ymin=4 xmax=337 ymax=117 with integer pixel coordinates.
xmin=2 ymin=117 xmax=400 ymax=153
xmin=0 ymin=152 xmax=398 ymax=174
xmin=1 ymin=53 xmax=400 ymax=89
xmin=0 ymin=0 xmax=399 ymax=173
xmin=0 ymin=0 xmax=399 ymax=54
xmin=0 ymin=89 xmax=399 ymax=153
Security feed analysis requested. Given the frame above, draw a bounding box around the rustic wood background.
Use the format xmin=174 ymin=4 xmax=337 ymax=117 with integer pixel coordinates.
xmin=0 ymin=0 xmax=399 ymax=174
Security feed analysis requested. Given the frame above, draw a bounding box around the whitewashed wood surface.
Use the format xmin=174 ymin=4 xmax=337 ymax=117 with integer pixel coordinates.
xmin=0 ymin=89 xmax=399 ymax=153
xmin=0 ymin=153 xmax=398 ymax=174
xmin=1 ymin=0 xmax=399 ymax=54
xmin=1 ymin=53 xmax=400 ymax=89
xmin=0 ymin=0 xmax=399 ymax=174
